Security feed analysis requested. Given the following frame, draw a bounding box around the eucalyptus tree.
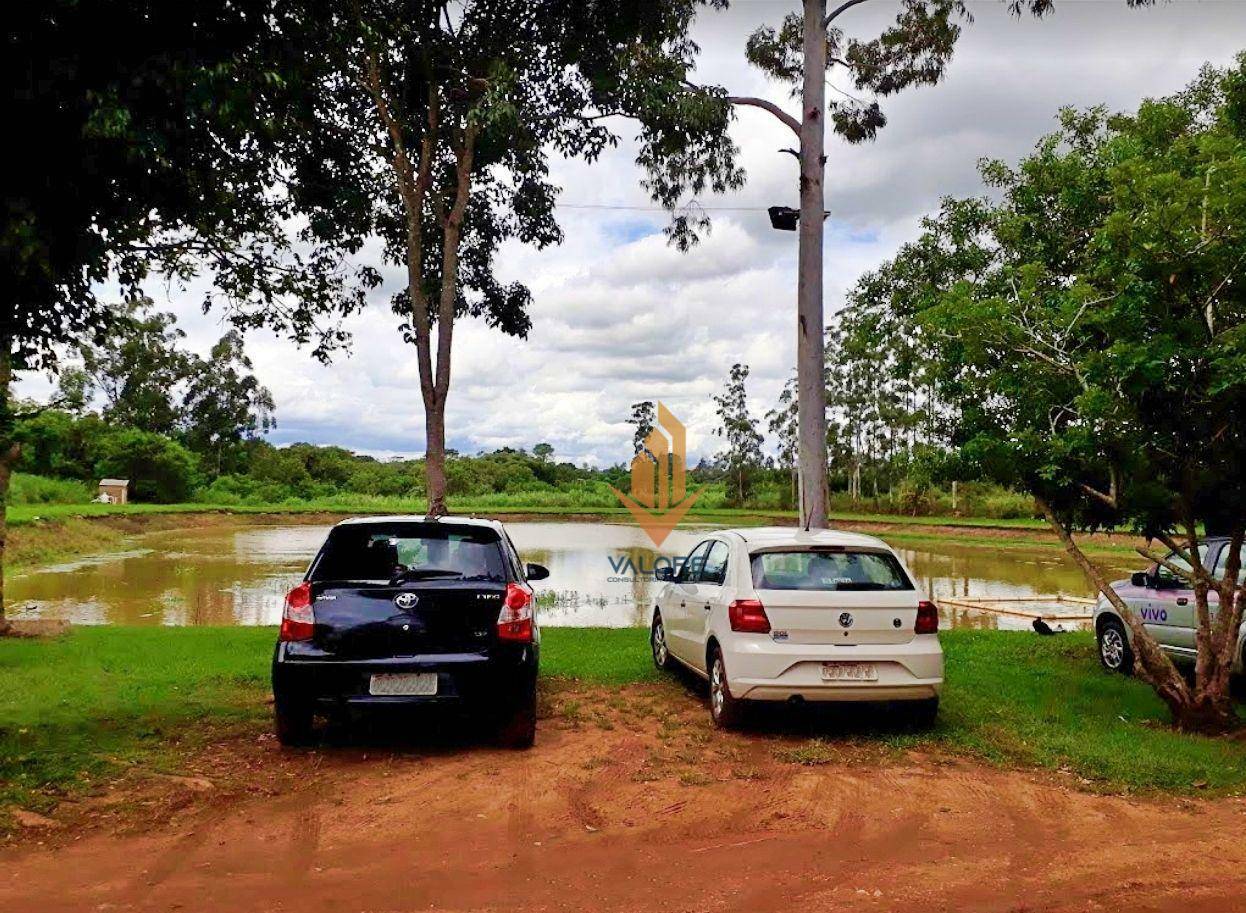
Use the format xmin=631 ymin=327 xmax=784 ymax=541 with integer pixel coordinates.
xmin=181 ymin=331 xmax=277 ymax=476
xmin=76 ymin=301 xmax=193 ymax=435
xmin=766 ymin=376 xmax=799 ymax=504
xmin=630 ymin=401 xmax=658 ymax=458
xmin=669 ymin=0 xmax=1153 ymax=530
xmin=280 ymin=1 xmax=740 ymax=516
xmin=899 ymin=60 xmax=1246 ymax=732
xmin=713 ymin=363 xmax=766 ymax=504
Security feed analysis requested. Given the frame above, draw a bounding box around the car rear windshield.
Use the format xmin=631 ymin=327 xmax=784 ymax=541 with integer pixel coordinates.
xmin=310 ymin=523 xmax=507 ymax=583
xmin=750 ymin=549 xmax=913 ymax=591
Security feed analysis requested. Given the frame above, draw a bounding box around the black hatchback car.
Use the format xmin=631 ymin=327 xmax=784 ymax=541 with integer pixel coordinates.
xmin=271 ymin=516 xmax=547 ymax=748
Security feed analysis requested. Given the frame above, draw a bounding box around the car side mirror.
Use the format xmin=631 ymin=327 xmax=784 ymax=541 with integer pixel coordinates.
xmin=525 ymin=563 xmax=549 ymax=581
xmin=1130 ymin=571 xmax=1149 ymax=588
xmin=654 ymin=567 xmax=674 ymax=582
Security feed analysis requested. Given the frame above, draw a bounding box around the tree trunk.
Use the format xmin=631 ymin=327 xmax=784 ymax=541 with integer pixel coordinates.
xmin=0 ymin=445 xmax=13 ymax=633
xmin=1034 ymin=494 xmax=1200 ymax=725
xmin=424 ymin=398 xmax=447 ymax=517
xmin=795 ymin=0 xmax=829 ymax=531
xmin=0 ymin=343 xmax=17 ymax=632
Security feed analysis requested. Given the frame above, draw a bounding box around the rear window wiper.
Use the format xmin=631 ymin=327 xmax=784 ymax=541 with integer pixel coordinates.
xmin=831 ymin=582 xmax=889 ymax=591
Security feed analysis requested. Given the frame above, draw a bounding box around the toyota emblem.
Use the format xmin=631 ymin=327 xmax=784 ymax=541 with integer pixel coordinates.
xmin=394 ymin=592 xmax=419 ymax=610
xmin=838 ymin=612 xmax=854 ymax=628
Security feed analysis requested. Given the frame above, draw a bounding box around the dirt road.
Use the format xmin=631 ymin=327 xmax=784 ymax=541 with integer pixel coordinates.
xmin=4 ymin=683 xmax=1245 ymax=913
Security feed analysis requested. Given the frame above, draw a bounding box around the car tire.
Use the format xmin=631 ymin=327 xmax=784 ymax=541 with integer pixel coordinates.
xmin=1097 ymin=617 xmax=1135 ymax=676
xmin=708 ymin=647 xmax=745 ymax=729
xmin=497 ymin=680 xmax=537 ymax=750
xmin=651 ymin=612 xmax=674 ymax=671
xmin=273 ymin=694 xmax=315 ymax=747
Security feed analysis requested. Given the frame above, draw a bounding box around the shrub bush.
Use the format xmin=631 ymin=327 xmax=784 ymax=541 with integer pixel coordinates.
xmin=7 ymin=473 xmax=95 ymax=505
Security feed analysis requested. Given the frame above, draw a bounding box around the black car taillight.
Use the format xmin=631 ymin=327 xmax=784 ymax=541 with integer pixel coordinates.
xmin=279 ymin=581 xmax=315 ymax=641
xmin=497 ymin=582 xmax=534 ymax=642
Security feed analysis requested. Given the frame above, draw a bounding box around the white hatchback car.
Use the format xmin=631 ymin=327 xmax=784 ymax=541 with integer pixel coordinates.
xmin=650 ymin=527 xmax=943 ymax=727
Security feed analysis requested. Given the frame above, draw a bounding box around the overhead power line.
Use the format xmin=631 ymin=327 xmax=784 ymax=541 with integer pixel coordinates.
xmin=558 ymin=202 xmax=776 ymax=212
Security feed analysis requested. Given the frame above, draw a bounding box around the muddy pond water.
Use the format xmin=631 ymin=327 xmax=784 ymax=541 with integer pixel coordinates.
xmin=8 ymin=520 xmax=1128 ymax=631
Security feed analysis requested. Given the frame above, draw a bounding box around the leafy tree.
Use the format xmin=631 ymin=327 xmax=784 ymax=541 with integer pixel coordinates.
xmin=277 ymin=0 xmax=740 ymax=516
xmin=93 ymin=429 xmax=199 ymax=503
xmin=533 ymin=443 xmax=555 ymax=462
xmin=54 ymin=368 xmax=93 ymax=416
xmin=766 ymin=375 xmax=799 ymax=508
xmin=2 ymin=0 xmax=375 ymax=624
xmin=78 ymin=300 xmax=193 ymax=435
xmin=181 ymin=331 xmax=276 ymax=475
xmin=886 ymin=59 xmax=1246 ymax=732
xmin=713 ymin=363 xmax=765 ymax=505
xmin=14 ymin=411 xmax=107 ymax=481
xmin=664 ymin=0 xmax=1152 ymax=530
xmin=630 ymin=401 xmax=657 ymax=458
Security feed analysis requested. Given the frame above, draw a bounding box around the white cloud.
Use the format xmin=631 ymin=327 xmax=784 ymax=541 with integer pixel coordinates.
xmin=19 ymin=0 xmax=1246 ymax=467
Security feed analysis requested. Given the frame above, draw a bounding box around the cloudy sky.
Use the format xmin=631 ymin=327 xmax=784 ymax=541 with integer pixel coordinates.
xmin=21 ymin=0 xmax=1246 ymax=466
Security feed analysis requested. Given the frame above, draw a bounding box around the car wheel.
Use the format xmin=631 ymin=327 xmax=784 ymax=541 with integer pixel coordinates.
xmin=708 ymin=648 xmax=745 ymax=729
xmin=1097 ymin=617 xmax=1134 ymax=675
xmin=651 ymin=612 xmax=673 ymax=671
xmin=497 ymin=680 xmax=537 ymax=750
xmin=273 ymin=694 xmax=315 ymax=747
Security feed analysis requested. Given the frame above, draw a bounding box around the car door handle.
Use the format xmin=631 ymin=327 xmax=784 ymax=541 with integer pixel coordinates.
xmin=703 ymin=604 xmax=712 ymax=612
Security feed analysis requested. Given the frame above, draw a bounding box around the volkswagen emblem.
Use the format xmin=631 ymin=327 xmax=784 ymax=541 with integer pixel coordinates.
xmin=838 ymin=612 xmax=854 ymax=628
xmin=394 ymin=592 xmax=419 ymax=610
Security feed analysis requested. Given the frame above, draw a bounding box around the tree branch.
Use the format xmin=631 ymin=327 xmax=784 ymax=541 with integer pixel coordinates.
xmin=824 ymin=0 xmax=872 ymax=28
xmin=726 ymin=96 xmax=801 ymax=135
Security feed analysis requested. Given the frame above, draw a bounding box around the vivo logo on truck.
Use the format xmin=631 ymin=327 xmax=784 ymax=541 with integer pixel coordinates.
xmin=1140 ymin=606 xmax=1169 ymax=623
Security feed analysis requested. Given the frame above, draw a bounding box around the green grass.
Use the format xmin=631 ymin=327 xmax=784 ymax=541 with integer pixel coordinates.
xmin=540 ymin=628 xmax=663 ymax=685
xmin=3 ymin=627 xmax=1242 ymax=817
xmin=0 ymin=627 xmax=272 ymax=813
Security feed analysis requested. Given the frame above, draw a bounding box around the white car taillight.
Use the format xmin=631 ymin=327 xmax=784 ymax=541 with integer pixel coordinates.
xmin=915 ymin=600 xmax=939 ymax=635
xmin=728 ymin=598 xmax=771 ymax=634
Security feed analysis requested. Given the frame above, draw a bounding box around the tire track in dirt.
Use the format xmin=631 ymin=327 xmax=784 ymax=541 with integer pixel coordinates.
xmin=4 ymin=684 xmax=1246 ymax=913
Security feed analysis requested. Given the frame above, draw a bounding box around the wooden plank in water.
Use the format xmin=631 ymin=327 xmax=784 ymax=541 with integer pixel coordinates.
xmin=936 ymin=597 xmax=1093 ymax=622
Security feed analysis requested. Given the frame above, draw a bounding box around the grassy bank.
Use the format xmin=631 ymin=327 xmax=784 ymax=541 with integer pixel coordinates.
xmin=2 ymin=627 xmax=1243 ymax=819
xmin=7 ymin=498 xmax=1060 ymax=529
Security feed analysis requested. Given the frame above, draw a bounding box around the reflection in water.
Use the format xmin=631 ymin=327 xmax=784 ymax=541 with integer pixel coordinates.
xmin=8 ymin=520 xmax=1129 ymax=630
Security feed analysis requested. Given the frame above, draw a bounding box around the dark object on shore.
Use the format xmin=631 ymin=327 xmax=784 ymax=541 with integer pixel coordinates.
xmin=1032 ymin=618 xmax=1067 ymax=636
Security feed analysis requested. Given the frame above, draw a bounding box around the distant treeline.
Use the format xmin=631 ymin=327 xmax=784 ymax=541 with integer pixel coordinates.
xmin=7 ymin=405 xmax=1035 ymax=519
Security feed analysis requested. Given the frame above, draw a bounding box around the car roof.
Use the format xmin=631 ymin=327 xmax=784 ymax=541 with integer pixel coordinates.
xmin=334 ymin=515 xmax=505 ymax=531
xmin=714 ymin=526 xmax=893 ymax=550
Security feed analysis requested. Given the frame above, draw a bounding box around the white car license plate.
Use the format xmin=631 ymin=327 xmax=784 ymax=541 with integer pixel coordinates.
xmin=821 ymin=662 xmax=878 ymax=682
xmin=369 ymin=673 xmax=438 ymax=696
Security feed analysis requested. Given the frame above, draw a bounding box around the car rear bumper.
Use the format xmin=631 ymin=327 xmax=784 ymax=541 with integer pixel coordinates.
xmin=722 ymin=634 xmax=943 ymax=702
xmin=272 ymin=642 xmax=537 ymax=707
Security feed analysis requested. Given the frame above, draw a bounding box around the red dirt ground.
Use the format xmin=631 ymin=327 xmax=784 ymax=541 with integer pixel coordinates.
xmin=3 ymin=683 xmax=1245 ymax=913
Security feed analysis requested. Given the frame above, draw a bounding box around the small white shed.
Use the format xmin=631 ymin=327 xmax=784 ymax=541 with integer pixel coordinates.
xmin=97 ymin=479 xmax=130 ymax=504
